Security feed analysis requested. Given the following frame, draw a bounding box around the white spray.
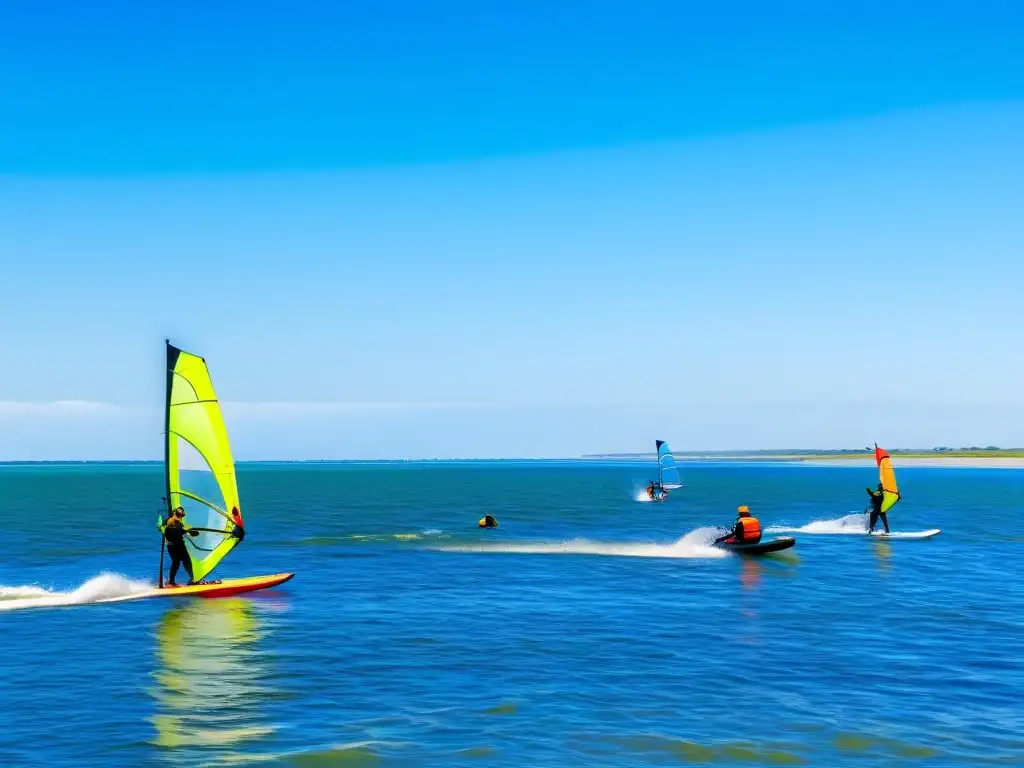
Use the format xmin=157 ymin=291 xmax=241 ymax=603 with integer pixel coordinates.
xmin=767 ymin=512 xmax=869 ymax=535
xmin=433 ymin=527 xmax=729 ymax=559
xmin=0 ymin=573 xmax=153 ymax=612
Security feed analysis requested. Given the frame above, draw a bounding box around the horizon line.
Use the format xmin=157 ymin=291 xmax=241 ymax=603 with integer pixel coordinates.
xmin=3 ymin=445 xmax=1021 ymax=466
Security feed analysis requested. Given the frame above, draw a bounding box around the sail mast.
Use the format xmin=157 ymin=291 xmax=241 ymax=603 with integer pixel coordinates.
xmin=160 ymin=340 xmax=176 ymax=587
xmin=164 ymin=340 xmax=175 ymax=515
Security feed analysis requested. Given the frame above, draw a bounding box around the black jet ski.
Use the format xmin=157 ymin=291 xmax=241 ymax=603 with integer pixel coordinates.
xmin=716 ymin=536 xmax=795 ymax=555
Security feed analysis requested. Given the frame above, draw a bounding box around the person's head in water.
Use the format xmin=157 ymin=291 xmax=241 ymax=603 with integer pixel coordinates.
xmin=479 ymin=515 xmax=498 ymax=528
xmin=737 ymin=505 xmax=751 ymax=517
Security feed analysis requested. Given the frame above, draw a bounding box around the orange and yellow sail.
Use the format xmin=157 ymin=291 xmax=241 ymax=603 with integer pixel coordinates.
xmin=874 ymin=444 xmax=901 ymax=514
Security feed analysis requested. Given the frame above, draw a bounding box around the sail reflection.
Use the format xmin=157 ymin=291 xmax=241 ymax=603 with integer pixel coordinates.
xmin=150 ymin=598 xmax=277 ymax=762
xmin=872 ymin=538 xmax=893 ymax=573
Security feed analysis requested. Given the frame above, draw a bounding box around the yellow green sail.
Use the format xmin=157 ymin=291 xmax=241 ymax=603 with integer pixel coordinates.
xmin=165 ymin=341 xmax=244 ymax=582
xmin=874 ymin=444 xmax=901 ymax=514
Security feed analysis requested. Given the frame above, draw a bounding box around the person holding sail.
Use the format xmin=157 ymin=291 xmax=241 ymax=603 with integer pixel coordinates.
xmin=865 ymin=483 xmax=891 ymax=534
xmin=158 ymin=506 xmax=200 ymax=586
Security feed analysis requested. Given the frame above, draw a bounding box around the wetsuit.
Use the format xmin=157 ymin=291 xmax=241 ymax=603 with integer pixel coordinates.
xmin=866 ymin=488 xmax=890 ymax=534
xmin=161 ymin=518 xmax=198 ymax=585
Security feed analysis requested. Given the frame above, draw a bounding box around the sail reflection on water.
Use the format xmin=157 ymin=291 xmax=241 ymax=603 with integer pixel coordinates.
xmin=872 ymin=538 xmax=894 ymax=573
xmin=150 ymin=598 xmax=278 ymax=761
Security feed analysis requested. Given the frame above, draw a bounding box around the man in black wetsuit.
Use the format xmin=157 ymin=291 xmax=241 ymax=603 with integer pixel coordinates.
xmin=158 ymin=506 xmax=199 ymax=586
xmin=866 ymin=483 xmax=890 ymax=534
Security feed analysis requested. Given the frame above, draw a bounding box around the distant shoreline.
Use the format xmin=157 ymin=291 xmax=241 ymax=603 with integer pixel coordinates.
xmin=796 ymin=456 xmax=1024 ymax=468
xmin=3 ymin=454 xmax=1024 ymax=468
xmin=583 ymin=451 xmax=1024 ymax=468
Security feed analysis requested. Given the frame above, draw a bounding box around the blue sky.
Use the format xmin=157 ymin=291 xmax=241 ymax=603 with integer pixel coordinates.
xmin=1 ymin=1 xmax=1023 ymax=459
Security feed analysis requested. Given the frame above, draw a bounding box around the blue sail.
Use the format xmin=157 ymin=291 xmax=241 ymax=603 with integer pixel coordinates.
xmin=656 ymin=440 xmax=682 ymax=489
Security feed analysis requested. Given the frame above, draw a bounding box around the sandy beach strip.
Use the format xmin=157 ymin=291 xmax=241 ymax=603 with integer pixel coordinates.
xmin=796 ymin=456 xmax=1024 ymax=468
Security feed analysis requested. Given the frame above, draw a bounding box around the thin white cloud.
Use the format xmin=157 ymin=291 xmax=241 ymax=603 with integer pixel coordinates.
xmin=0 ymin=400 xmax=120 ymax=417
xmin=221 ymin=401 xmax=490 ymax=418
xmin=0 ymin=400 xmax=491 ymax=420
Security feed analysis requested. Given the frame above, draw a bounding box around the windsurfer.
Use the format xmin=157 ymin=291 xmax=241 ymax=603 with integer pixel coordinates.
xmin=159 ymin=506 xmax=199 ymax=586
xmin=715 ymin=505 xmax=762 ymax=545
xmin=647 ymin=482 xmax=667 ymax=501
xmin=866 ymin=483 xmax=890 ymax=534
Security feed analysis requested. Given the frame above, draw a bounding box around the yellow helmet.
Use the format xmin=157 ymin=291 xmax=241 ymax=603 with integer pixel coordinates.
xmin=737 ymin=505 xmax=750 ymax=516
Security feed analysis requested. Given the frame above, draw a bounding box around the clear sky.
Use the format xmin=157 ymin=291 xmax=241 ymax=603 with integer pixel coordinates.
xmin=1 ymin=1 xmax=1023 ymax=459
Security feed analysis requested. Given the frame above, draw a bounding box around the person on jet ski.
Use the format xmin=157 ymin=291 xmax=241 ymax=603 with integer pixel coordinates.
xmin=715 ymin=505 xmax=762 ymax=545
xmin=865 ymin=483 xmax=890 ymax=534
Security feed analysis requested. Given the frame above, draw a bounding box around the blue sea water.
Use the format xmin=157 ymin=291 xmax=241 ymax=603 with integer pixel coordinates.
xmin=1 ymin=461 xmax=1023 ymax=767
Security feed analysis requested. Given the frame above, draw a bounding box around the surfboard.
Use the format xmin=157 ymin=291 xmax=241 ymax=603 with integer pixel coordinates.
xmin=717 ymin=536 xmax=796 ymax=555
xmin=868 ymin=529 xmax=941 ymax=539
xmin=100 ymin=573 xmax=295 ymax=603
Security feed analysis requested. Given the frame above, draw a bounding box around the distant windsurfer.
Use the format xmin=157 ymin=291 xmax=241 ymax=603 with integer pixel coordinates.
xmin=647 ymin=482 xmax=666 ymax=501
xmin=715 ymin=505 xmax=762 ymax=545
xmin=479 ymin=515 xmax=498 ymax=528
xmin=866 ymin=484 xmax=891 ymax=534
xmin=158 ymin=506 xmax=199 ymax=586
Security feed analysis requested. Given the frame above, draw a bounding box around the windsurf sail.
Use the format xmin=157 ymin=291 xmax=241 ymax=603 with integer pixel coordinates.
xmin=165 ymin=341 xmax=244 ymax=582
xmin=656 ymin=440 xmax=683 ymax=489
xmin=874 ymin=444 xmax=901 ymax=514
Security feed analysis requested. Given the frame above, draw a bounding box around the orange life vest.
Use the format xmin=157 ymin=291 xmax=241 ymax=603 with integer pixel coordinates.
xmin=737 ymin=516 xmax=762 ymax=543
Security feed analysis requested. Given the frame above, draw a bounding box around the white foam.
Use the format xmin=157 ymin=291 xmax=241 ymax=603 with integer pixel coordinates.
xmin=433 ymin=527 xmax=729 ymax=559
xmin=767 ymin=512 xmax=869 ymax=535
xmin=0 ymin=573 xmax=153 ymax=612
xmin=633 ymin=485 xmax=654 ymax=502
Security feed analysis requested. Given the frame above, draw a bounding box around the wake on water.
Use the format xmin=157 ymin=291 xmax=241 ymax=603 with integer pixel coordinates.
xmin=767 ymin=512 xmax=869 ymax=535
xmin=0 ymin=573 xmax=152 ymax=612
xmin=633 ymin=484 xmax=655 ymax=503
xmin=433 ymin=527 xmax=729 ymax=559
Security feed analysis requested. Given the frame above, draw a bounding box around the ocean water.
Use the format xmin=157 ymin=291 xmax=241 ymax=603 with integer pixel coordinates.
xmin=1 ymin=461 xmax=1022 ymax=767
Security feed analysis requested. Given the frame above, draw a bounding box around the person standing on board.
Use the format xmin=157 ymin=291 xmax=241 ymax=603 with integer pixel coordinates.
xmin=715 ymin=505 xmax=762 ymax=545
xmin=158 ymin=506 xmax=199 ymax=586
xmin=865 ymin=483 xmax=890 ymax=534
